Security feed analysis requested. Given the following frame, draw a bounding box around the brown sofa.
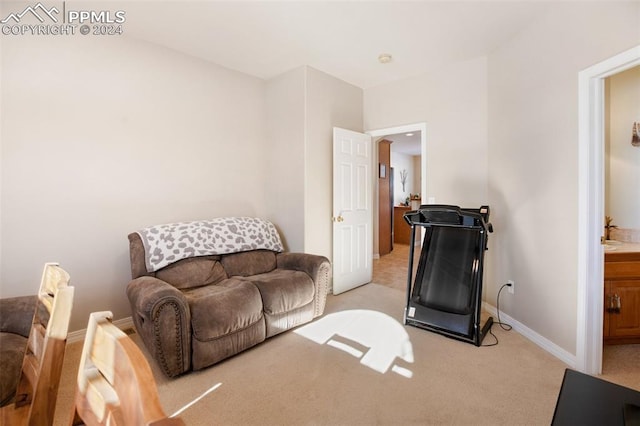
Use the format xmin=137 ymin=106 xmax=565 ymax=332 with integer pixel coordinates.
xmin=126 ymin=219 xmax=331 ymax=377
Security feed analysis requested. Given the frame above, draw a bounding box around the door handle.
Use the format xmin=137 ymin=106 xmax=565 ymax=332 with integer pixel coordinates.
xmin=332 ymin=216 xmax=344 ymax=222
xmin=606 ymin=294 xmax=621 ymax=314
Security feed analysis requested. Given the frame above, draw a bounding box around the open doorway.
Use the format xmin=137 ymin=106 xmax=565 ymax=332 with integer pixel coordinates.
xmin=368 ymin=123 xmax=426 ymax=291
xmin=600 ymin=65 xmax=640 ymax=384
xmin=577 ymin=45 xmax=640 ymax=375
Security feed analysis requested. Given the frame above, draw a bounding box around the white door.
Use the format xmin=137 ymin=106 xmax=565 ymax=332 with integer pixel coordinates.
xmin=332 ymin=127 xmax=373 ymax=294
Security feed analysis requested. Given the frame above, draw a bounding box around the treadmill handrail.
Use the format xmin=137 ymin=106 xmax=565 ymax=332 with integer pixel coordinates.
xmin=403 ymin=205 xmax=492 ymax=233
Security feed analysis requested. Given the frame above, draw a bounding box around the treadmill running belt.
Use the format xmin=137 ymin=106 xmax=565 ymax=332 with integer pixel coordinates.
xmin=415 ymin=227 xmax=479 ymax=315
xmin=403 ymin=204 xmax=494 ymax=346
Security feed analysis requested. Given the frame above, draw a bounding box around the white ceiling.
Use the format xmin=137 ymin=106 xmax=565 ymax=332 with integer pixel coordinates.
xmin=114 ymin=1 xmax=551 ymax=89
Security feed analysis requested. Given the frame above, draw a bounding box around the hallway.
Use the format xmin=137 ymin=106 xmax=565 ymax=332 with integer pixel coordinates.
xmin=372 ymin=244 xmax=419 ymax=292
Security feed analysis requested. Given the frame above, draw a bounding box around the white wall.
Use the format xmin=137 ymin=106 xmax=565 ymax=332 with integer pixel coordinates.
xmin=487 ymin=2 xmax=639 ymax=354
xmin=1 ymin=36 xmax=267 ymax=330
xmin=365 ymin=56 xmax=489 ymax=207
xmin=265 ymin=66 xmax=362 ymax=259
xmin=605 ymin=66 xmax=640 ymax=230
xmin=390 ymin=151 xmax=416 ymax=206
xmin=265 ymin=67 xmax=306 ymax=252
xmin=304 ymin=67 xmax=363 ymax=260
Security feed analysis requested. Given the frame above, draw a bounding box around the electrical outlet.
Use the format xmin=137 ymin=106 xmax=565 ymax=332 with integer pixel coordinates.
xmin=507 ymin=280 xmax=515 ymax=295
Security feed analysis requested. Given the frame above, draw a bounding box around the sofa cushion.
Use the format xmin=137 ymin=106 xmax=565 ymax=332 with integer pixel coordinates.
xmin=220 ymin=250 xmax=276 ymax=277
xmin=155 ymin=256 xmax=227 ymax=290
xmin=244 ymin=269 xmax=315 ymax=315
xmin=184 ymin=278 xmax=264 ymax=341
xmin=0 ymin=295 xmax=38 ymax=337
xmin=0 ymin=332 xmax=28 ymax=407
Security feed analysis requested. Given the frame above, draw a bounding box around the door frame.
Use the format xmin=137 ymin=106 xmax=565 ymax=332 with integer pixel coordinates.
xmin=576 ymin=45 xmax=640 ymax=374
xmin=367 ymin=123 xmax=427 ymax=258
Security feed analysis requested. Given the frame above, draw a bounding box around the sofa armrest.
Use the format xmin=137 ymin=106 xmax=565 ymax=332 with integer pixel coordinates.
xmin=126 ymin=277 xmax=191 ymax=377
xmin=276 ymin=253 xmax=332 ymax=317
xmin=0 ymin=295 xmax=38 ymax=337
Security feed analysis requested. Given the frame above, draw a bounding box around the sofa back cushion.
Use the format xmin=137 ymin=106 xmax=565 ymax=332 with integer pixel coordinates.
xmin=221 ymin=250 xmax=277 ymax=277
xmin=155 ymin=257 xmax=228 ymax=290
xmin=128 ymin=233 xmax=150 ymax=279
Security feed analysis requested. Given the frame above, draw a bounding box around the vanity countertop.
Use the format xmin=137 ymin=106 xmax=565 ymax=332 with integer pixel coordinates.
xmin=604 ymin=241 xmax=640 ymax=257
xmin=604 ymin=241 xmax=640 ymax=262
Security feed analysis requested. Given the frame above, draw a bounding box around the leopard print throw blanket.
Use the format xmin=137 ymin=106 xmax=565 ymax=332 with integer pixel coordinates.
xmin=137 ymin=217 xmax=284 ymax=272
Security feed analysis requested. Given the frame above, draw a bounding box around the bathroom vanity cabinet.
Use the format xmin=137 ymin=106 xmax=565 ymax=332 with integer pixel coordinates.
xmin=603 ymin=249 xmax=640 ymax=344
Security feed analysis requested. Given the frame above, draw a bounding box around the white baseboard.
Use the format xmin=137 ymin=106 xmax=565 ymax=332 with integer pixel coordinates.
xmin=67 ymin=316 xmax=134 ymax=344
xmin=482 ymin=302 xmax=577 ymax=368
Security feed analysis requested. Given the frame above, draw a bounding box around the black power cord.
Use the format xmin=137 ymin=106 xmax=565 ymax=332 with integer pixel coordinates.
xmin=482 ymin=283 xmax=513 ymax=346
xmin=495 ymin=283 xmax=514 ymax=331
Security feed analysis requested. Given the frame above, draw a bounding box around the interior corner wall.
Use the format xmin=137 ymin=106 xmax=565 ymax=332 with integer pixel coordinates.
xmin=304 ymin=67 xmax=363 ymax=260
xmin=1 ymin=35 xmax=267 ymax=331
xmin=264 ymin=67 xmax=306 ymax=252
xmin=265 ymin=66 xmax=362 ymax=260
xmin=364 ymin=56 xmax=489 ymax=208
xmin=487 ymin=2 xmax=640 ymax=355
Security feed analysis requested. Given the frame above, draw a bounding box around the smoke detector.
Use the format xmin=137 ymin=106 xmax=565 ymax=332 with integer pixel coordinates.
xmin=378 ymin=53 xmax=392 ymax=64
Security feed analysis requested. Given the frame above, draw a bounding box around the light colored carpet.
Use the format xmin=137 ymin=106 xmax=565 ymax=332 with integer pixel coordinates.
xmin=54 ymin=283 xmax=574 ymax=425
xmin=601 ymin=343 xmax=640 ymax=391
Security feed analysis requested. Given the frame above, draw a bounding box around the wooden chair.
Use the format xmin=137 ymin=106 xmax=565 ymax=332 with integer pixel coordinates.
xmin=0 ymin=262 xmax=74 ymax=426
xmin=71 ymin=311 xmax=184 ymax=426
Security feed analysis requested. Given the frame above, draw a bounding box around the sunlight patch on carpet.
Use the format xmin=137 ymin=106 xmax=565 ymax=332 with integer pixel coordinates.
xmin=294 ymin=309 xmax=414 ymax=377
xmin=327 ymin=339 xmax=364 ymax=358
xmin=391 ymin=364 xmax=413 ymax=378
xmin=170 ymin=382 xmax=222 ymax=418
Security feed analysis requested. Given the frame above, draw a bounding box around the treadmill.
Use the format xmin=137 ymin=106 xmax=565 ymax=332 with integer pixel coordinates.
xmin=403 ymin=205 xmax=494 ymax=346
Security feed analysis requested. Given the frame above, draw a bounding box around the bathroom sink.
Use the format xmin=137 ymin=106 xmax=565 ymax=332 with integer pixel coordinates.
xmin=604 ymin=240 xmax=622 ymax=251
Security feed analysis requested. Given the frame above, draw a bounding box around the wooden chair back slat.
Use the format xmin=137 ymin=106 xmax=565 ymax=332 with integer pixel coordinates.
xmin=27 ymin=323 xmax=45 ymax=360
xmin=1 ymin=262 xmax=74 ymax=426
xmin=71 ymin=312 xmax=184 ymax=426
